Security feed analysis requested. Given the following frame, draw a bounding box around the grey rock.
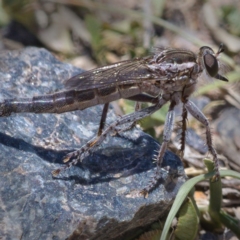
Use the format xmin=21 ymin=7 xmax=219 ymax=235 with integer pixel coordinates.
xmin=0 ymin=47 xmax=185 ymax=240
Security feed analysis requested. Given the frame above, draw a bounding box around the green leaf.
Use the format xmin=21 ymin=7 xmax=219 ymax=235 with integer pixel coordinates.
xmin=204 ymin=159 xmax=222 ymax=214
xmin=174 ymin=198 xmax=199 ymax=240
xmin=160 ymin=166 xmax=240 ymax=240
xmin=219 ymin=210 xmax=240 ymax=238
xmin=85 ymin=14 xmax=103 ymax=57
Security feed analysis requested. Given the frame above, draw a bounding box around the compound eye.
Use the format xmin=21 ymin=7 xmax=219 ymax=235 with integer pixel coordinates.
xmin=203 ymin=54 xmax=218 ymax=77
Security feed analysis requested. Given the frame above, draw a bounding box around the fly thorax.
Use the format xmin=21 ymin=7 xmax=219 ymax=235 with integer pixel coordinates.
xmin=182 ymin=82 xmax=197 ymax=98
xmin=190 ymin=63 xmax=202 ymax=81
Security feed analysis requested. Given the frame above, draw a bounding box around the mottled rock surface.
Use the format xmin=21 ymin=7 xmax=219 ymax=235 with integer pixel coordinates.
xmin=0 ymin=47 xmax=185 ymax=240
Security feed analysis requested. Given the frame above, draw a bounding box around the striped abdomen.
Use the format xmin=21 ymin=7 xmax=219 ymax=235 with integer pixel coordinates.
xmin=0 ymin=83 xmax=142 ymax=116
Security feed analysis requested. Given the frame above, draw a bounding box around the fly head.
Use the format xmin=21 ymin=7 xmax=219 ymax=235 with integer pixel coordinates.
xmin=199 ymin=44 xmax=228 ymax=82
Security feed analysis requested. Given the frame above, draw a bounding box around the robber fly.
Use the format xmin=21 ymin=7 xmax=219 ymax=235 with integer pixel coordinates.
xmin=0 ymin=44 xmax=228 ymax=196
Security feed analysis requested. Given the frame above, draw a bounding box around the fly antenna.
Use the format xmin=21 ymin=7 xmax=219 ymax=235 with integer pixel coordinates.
xmin=216 ymin=43 xmax=224 ymax=56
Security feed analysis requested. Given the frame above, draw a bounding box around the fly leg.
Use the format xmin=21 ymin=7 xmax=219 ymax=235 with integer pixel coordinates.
xmin=114 ymin=101 xmax=142 ymax=134
xmin=179 ymin=103 xmax=188 ymax=158
xmin=96 ymin=101 xmax=140 ymax=137
xmin=98 ymin=94 xmax=158 ymax=137
xmin=97 ymin=101 xmax=141 ymax=139
xmin=141 ymin=100 xmax=176 ymax=197
xmin=97 ymin=103 xmax=109 ymax=136
xmin=117 ymin=94 xmax=159 ymax=133
xmin=114 ymin=94 xmax=158 ymax=134
xmin=185 ymin=100 xmax=220 ymax=179
xmin=52 ymin=99 xmax=167 ymax=176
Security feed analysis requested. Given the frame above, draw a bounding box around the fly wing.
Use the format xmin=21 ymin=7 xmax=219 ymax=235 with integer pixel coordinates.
xmin=65 ymin=56 xmax=166 ymax=90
